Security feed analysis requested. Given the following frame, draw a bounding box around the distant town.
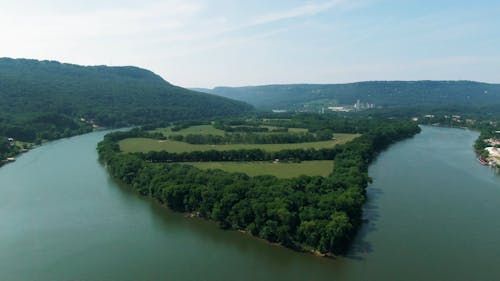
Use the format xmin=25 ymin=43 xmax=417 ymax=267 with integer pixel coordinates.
xmin=327 ymin=100 xmax=376 ymax=112
xmin=272 ymin=99 xmax=377 ymax=113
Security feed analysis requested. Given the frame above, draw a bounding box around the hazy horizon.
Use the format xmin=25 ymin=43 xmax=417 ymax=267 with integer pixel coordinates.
xmin=1 ymin=0 xmax=499 ymax=88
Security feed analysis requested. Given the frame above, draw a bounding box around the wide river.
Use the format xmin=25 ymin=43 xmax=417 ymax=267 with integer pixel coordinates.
xmin=0 ymin=126 xmax=499 ymax=280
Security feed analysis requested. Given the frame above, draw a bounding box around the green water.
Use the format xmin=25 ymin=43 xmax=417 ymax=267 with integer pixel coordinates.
xmin=0 ymin=126 xmax=499 ymax=280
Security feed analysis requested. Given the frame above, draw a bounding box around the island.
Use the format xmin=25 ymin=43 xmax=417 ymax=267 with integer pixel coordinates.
xmin=97 ymin=113 xmax=420 ymax=255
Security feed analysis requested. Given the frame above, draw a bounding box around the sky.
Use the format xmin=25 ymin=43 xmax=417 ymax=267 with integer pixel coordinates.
xmin=1 ymin=0 xmax=499 ymax=88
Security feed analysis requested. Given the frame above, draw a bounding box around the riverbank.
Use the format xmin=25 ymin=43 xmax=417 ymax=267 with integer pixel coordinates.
xmin=183 ymin=210 xmax=336 ymax=258
xmin=0 ymin=141 xmax=33 ymax=167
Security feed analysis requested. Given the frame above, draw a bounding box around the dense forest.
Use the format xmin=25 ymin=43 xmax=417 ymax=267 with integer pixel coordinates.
xmin=0 ymin=137 xmax=16 ymax=161
xmin=197 ymin=81 xmax=500 ymax=110
xmin=0 ymin=58 xmax=253 ymax=143
xmin=98 ymin=115 xmax=420 ymax=255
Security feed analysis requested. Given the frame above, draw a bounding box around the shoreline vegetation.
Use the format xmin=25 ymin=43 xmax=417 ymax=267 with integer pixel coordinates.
xmin=98 ymin=114 xmax=421 ymax=256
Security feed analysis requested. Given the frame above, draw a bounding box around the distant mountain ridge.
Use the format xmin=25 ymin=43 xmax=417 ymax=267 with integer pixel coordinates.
xmin=194 ymin=81 xmax=500 ymax=110
xmin=0 ymin=58 xmax=253 ymax=142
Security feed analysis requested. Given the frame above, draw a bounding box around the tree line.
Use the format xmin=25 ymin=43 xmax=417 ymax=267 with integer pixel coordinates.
xmin=135 ymin=147 xmax=340 ymax=163
xmin=169 ymin=130 xmax=333 ymax=145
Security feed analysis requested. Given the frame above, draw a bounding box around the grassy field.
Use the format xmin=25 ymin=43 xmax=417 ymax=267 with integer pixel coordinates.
xmin=119 ymin=133 xmax=360 ymax=153
xmin=153 ymin=125 xmax=226 ymax=136
xmin=185 ymin=161 xmax=334 ymax=178
xmin=288 ymin=127 xmax=309 ymax=133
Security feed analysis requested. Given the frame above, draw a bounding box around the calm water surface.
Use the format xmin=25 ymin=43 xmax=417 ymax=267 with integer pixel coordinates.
xmin=0 ymin=126 xmax=499 ymax=280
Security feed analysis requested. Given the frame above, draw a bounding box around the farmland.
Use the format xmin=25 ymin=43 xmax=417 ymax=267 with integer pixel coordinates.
xmin=119 ymin=133 xmax=359 ymax=153
xmin=153 ymin=125 xmax=226 ymax=136
xmin=185 ymin=160 xmax=334 ymax=178
xmin=118 ymin=123 xmax=354 ymax=178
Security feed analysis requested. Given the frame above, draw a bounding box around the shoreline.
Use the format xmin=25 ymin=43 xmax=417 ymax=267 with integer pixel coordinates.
xmin=183 ymin=211 xmax=337 ymax=258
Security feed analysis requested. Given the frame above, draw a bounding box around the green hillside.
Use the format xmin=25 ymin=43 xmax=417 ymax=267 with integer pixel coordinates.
xmin=0 ymin=58 xmax=253 ymax=142
xmin=199 ymin=81 xmax=500 ymax=110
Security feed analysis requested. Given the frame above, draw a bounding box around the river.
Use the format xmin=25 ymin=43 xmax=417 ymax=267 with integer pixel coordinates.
xmin=0 ymin=126 xmax=499 ymax=280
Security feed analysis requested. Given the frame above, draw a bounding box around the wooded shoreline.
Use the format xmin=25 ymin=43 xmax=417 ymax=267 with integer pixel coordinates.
xmin=97 ymin=116 xmax=421 ymax=255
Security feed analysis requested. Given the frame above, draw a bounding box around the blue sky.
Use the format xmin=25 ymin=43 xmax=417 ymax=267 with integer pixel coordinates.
xmin=1 ymin=0 xmax=499 ymax=87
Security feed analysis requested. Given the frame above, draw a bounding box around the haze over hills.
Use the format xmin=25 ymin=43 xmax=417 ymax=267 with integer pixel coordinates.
xmin=195 ymin=81 xmax=500 ymax=110
xmin=0 ymin=58 xmax=253 ymax=142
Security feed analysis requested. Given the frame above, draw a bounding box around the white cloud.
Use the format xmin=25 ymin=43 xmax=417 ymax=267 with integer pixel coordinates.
xmin=251 ymin=0 xmax=346 ymax=25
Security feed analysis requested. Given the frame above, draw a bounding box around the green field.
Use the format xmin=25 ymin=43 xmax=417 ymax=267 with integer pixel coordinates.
xmin=288 ymin=127 xmax=309 ymax=133
xmin=153 ymin=125 xmax=226 ymax=136
xmin=119 ymin=133 xmax=359 ymax=153
xmin=185 ymin=161 xmax=334 ymax=178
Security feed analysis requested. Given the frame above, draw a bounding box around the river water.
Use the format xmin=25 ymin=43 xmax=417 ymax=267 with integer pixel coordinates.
xmin=0 ymin=126 xmax=499 ymax=280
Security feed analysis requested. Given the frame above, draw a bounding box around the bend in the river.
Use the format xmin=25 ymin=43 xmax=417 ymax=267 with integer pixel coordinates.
xmin=0 ymin=126 xmax=499 ymax=280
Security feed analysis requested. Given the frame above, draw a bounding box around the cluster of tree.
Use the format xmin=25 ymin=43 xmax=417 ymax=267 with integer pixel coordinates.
xmin=0 ymin=136 xmax=25 ymax=168
xmin=169 ymin=130 xmax=333 ymax=145
xmin=0 ymin=137 xmax=16 ymax=161
xmin=170 ymin=120 xmax=212 ymax=132
xmin=213 ymin=119 xmax=290 ymax=133
xmin=0 ymin=137 xmax=10 ymax=155
xmin=214 ymin=124 xmax=270 ymax=133
xmin=135 ymin=147 xmax=340 ymax=163
xmin=97 ymin=117 xmax=420 ymax=255
xmin=202 ymin=112 xmax=409 ymax=136
xmin=213 ymin=118 xmax=261 ymax=127
xmin=0 ymin=112 xmax=93 ymax=143
xmin=255 ymin=113 xmax=396 ymax=134
xmin=0 ymin=58 xmax=253 ymax=143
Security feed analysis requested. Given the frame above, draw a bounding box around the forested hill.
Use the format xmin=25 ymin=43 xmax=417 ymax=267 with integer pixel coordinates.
xmin=197 ymin=81 xmax=500 ymax=110
xmin=0 ymin=58 xmax=252 ymax=142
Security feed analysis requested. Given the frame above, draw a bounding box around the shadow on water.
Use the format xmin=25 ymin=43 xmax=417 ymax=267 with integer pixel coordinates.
xmin=344 ymin=187 xmax=382 ymax=260
xmin=343 ymin=132 xmax=421 ymax=260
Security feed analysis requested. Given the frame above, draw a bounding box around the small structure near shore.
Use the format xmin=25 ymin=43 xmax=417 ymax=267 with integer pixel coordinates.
xmin=2 ymin=157 xmax=16 ymax=163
